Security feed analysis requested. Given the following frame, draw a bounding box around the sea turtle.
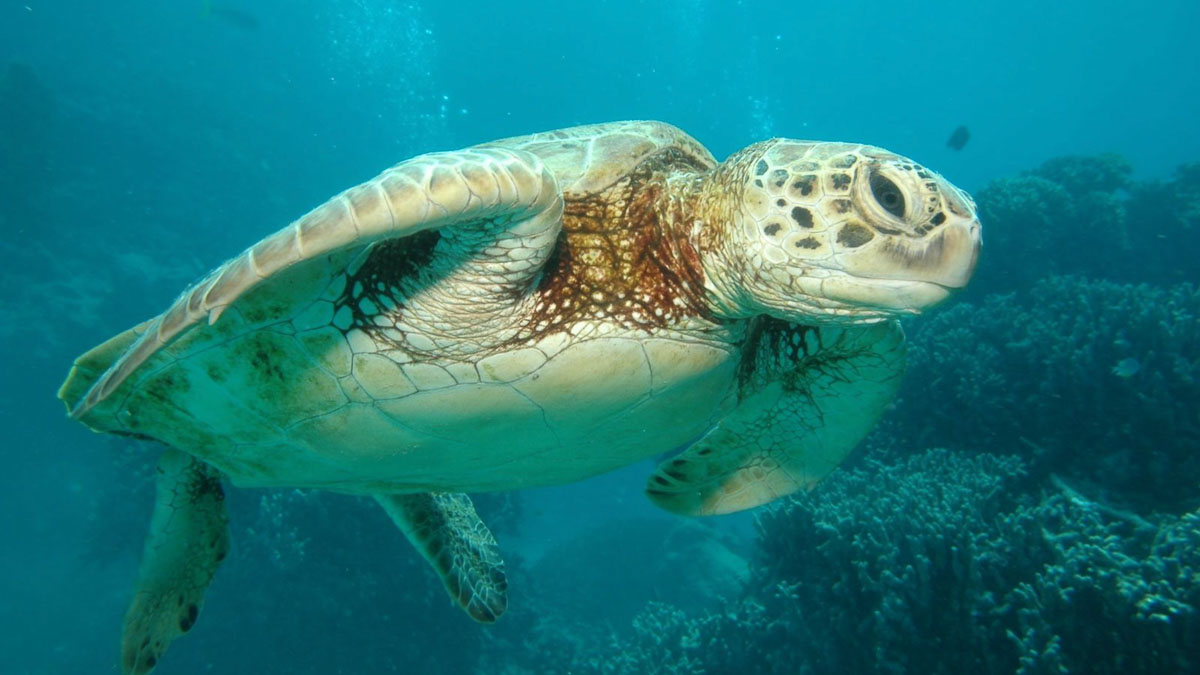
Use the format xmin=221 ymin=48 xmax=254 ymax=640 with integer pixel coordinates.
xmin=60 ymin=121 xmax=980 ymax=673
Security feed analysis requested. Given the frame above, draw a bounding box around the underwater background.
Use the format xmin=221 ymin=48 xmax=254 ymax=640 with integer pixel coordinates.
xmin=2 ymin=0 xmax=1199 ymax=673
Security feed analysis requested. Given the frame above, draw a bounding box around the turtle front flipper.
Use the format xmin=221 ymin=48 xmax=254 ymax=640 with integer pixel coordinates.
xmin=647 ymin=320 xmax=905 ymax=516
xmin=71 ymin=147 xmax=563 ymax=419
xmin=121 ymin=449 xmax=230 ymax=674
xmin=376 ymin=493 xmax=507 ymax=623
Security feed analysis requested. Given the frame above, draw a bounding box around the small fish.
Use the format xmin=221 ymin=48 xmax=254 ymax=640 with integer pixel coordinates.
xmin=946 ymin=125 xmax=970 ymax=151
xmin=201 ymin=1 xmax=261 ymax=31
xmin=1111 ymin=357 xmax=1141 ymax=378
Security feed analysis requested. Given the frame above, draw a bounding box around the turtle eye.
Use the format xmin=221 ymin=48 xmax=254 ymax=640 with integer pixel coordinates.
xmin=869 ymin=173 xmax=906 ymax=219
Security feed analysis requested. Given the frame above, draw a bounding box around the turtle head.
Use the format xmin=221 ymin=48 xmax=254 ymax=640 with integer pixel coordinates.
xmin=701 ymin=139 xmax=981 ymax=323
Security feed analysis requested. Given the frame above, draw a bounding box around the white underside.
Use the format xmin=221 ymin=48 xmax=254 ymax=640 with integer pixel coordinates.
xmin=119 ymin=316 xmax=740 ymax=494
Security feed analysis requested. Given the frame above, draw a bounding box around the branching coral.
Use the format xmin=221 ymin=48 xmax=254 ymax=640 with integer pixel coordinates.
xmin=972 ymin=174 xmax=1075 ymax=293
xmin=1031 ymin=153 xmax=1132 ymax=198
xmin=998 ymin=492 xmax=1200 ymax=674
xmin=544 ymin=450 xmax=1200 ymax=675
xmin=971 ymin=153 xmax=1199 ymax=293
xmin=1124 ymin=163 xmax=1200 ymax=285
xmin=746 ymin=449 xmax=1028 ymax=674
xmin=891 ymin=276 xmax=1200 ymax=513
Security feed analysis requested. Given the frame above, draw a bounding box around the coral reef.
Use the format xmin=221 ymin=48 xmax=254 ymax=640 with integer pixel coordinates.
xmin=739 ymin=450 xmax=1028 ymax=674
xmin=1124 ymin=162 xmax=1200 ymax=285
xmin=890 ymin=276 xmax=1200 ymax=514
xmin=998 ymin=491 xmax=1200 ymax=674
xmin=530 ymin=450 xmax=1200 ymax=674
xmin=971 ymin=174 xmax=1074 ymax=293
xmin=1032 ymin=153 xmax=1132 ymax=198
xmin=971 ymin=153 xmax=1200 ymax=293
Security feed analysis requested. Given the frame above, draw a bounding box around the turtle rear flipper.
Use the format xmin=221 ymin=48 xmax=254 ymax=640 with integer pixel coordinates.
xmin=376 ymin=493 xmax=507 ymax=623
xmin=646 ymin=320 xmax=906 ymax=515
xmin=121 ymin=449 xmax=230 ymax=674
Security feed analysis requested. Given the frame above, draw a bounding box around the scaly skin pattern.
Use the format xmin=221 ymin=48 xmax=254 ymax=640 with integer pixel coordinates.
xmin=119 ymin=450 xmax=229 ymax=675
xmin=61 ymin=121 xmax=979 ymax=495
xmin=691 ymin=138 xmax=979 ymax=321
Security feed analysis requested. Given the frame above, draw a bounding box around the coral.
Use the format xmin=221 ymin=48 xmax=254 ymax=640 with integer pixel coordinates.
xmin=1029 ymin=153 xmax=1132 ymax=198
xmin=744 ymin=449 xmax=1028 ymax=674
xmin=972 ymin=175 xmax=1076 ymax=292
xmin=489 ymin=595 xmax=780 ymax=675
xmin=998 ymin=493 xmax=1200 ymax=674
xmin=533 ymin=449 xmax=1200 ymax=674
xmin=890 ymin=276 xmax=1200 ymax=514
xmin=971 ymin=153 xmax=1198 ymax=293
xmin=1124 ymin=163 xmax=1200 ymax=285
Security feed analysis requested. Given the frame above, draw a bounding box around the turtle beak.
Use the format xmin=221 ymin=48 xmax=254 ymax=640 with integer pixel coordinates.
xmin=931 ymin=184 xmax=982 ymax=290
xmin=956 ymin=217 xmax=982 ymax=288
xmin=903 ymin=214 xmax=980 ymax=290
xmin=843 ymin=214 xmax=980 ymax=295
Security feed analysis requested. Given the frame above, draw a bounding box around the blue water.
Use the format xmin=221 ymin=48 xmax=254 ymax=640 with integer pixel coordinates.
xmin=3 ymin=1 xmax=1198 ymax=673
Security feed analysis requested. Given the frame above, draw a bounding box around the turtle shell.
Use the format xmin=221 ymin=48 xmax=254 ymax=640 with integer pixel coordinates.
xmin=60 ymin=122 xmax=741 ymax=494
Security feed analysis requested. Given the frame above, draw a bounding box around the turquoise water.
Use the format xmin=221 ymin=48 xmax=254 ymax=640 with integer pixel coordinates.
xmin=2 ymin=1 xmax=1198 ymax=673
